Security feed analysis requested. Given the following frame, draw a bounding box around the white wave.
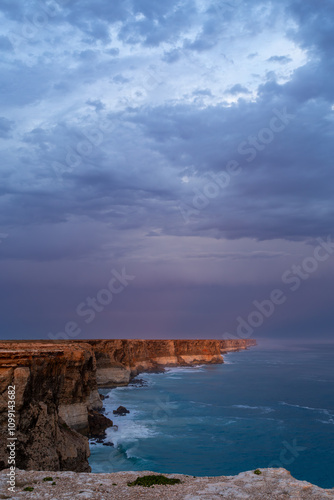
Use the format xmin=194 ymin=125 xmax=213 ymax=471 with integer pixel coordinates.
xmin=189 ymin=400 xmax=213 ymax=407
xmin=317 ymin=419 xmax=334 ymax=425
xmin=125 ymin=446 xmax=140 ymax=459
xmin=164 ymin=366 xmax=205 ymax=375
xmin=279 ymin=402 xmax=333 ymax=415
xmin=106 ymin=420 xmax=158 ymax=449
xmin=232 ymin=405 xmax=274 ymax=413
xmin=222 ymin=354 xmax=235 ymax=364
xmin=220 ymin=419 xmax=237 ymax=426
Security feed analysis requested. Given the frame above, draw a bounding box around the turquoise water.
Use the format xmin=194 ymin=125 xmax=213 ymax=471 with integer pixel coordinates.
xmin=89 ymin=342 xmax=334 ymax=488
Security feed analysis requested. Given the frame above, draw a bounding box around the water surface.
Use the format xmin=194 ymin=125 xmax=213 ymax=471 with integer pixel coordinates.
xmin=89 ymin=342 xmax=334 ymax=488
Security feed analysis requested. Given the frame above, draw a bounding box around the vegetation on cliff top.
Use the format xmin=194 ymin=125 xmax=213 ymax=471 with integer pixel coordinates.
xmin=127 ymin=475 xmax=182 ymax=487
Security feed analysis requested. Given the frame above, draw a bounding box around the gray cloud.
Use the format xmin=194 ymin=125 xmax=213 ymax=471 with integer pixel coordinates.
xmin=0 ymin=117 xmax=14 ymax=138
xmin=0 ymin=0 xmax=334 ymax=339
xmin=267 ymin=55 xmax=292 ymax=64
xmin=0 ymin=35 xmax=13 ymax=51
xmin=225 ymin=84 xmax=251 ymax=95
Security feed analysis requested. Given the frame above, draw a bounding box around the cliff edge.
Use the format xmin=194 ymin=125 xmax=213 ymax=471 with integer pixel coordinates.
xmin=1 ymin=467 xmax=333 ymax=500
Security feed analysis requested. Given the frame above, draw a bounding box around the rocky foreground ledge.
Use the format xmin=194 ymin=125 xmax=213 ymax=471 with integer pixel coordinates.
xmin=1 ymin=468 xmax=333 ymax=499
xmin=0 ymin=339 xmax=255 ymax=472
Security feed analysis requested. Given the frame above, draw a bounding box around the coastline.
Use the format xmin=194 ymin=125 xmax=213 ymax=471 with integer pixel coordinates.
xmin=0 ymin=339 xmax=255 ymax=474
xmin=90 ymin=344 xmax=334 ymax=489
xmin=2 ymin=341 xmax=334 ymax=497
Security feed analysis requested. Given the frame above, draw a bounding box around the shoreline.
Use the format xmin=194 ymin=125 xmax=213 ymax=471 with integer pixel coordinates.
xmin=0 ymin=339 xmax=256 ymax=473
xmin=89 ymin=351 xmax=257 ymax=474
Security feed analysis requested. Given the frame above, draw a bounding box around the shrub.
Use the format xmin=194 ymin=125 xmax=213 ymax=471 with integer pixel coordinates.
xmin=254 ymin=469 xmax=262 ymax=475
xmin=23 ymin=487 xmax=34 ymax=492
xmin=43 ymin=477 xmax=53 ymax=482
xmin=127 ymin=475 xmax=181 ymax=488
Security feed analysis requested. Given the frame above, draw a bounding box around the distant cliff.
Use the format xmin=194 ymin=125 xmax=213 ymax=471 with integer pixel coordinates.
xmin=0 ymin=338 xmax=256 ymax=472
xmin=219 ymin=339 xmax=257 ymax=353
xmin=86 ymin=339 xmax=255 ymax=386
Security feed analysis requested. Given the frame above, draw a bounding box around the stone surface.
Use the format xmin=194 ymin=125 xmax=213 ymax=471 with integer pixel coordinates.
xmin=0 ymin=468 xmax=333 ymax=499
xmin=113 ymin=405 xmax=130 ymax=416
xmin=87 ymin=410 xmax=113 ymax=438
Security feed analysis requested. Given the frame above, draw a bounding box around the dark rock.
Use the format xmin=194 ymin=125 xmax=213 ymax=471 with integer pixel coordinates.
xmin=88 ymin=410 xmax=113 ymax=438
xmin=129 ymin=378 xmax=148 ymax=387
xmin=113 ymin=406 xmax=130 ymax=416
xmin=102 ymin=442 xmax=114 ymax=447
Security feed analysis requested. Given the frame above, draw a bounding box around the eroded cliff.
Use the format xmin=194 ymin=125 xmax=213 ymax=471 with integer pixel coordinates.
xmin=0 ymin=342 xmax=102 ymax=472
xmin=0 ymin=338 xmax=256 ymax=472
xmin=86 ymin=339 xmax=228 ymax=386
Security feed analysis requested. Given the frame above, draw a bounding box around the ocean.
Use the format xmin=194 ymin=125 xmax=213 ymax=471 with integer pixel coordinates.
xmin=89 ymin=341 xmax=334 ymax=489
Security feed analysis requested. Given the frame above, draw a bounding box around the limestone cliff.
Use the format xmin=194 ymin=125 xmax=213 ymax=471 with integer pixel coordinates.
xmin=86 ymin=339 xmax=228 ymax=386
xmin=0 ymin=342 xmax=101 ymax=472
xmin=219 ymin=338 xmax=257 ymax=352
xmin=0 ymin=338 xmax=256 ymax=472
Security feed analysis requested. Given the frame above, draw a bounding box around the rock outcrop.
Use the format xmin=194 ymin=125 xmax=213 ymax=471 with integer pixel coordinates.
xmin=0 ymin=338 xmax=256 ymax=473
xmin=1 ymin=468 xmax=333 ymax=500
xmin=87 ymin=410 xmax=113 ymax=438
xmin=113 ymin=406 xmax=130 ymax=416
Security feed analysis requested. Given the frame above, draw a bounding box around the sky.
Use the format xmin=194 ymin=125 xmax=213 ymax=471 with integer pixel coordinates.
xmin=0 ymin=0 xmax=333 ymax=341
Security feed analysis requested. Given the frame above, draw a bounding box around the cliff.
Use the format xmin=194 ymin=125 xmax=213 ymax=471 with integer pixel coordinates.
xmin=219 ymin=338 xmax=257 ymax=353
xmin=0 ymin=342 xmax=103 ymax=473
xmin=0 ymin=338 xmax=255 ymax=473
xmin=86 ymin=339 xmax=230 ymax=386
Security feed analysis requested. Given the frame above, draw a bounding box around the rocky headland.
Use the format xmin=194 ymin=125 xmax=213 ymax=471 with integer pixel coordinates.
xmin=0 ymin=339 xmax=255 ymax=473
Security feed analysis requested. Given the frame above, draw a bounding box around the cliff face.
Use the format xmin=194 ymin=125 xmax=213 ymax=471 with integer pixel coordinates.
xmin=0 ymin=338 xmax=256 ymax=472
xmin=0 ymin=342 xmax=102 ymax=472
xmin=86 ymin=339 xmax=227 ymax=386
xmin=219 ymin=339 xmax=257 ymax=353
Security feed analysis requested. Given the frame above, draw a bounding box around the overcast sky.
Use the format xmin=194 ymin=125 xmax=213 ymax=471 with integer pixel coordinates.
xmin=0 ymin=0 xmax=333 ymax=341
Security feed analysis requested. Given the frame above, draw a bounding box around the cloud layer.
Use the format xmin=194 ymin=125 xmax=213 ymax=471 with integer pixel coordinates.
xmin=0 ymin=0 xmax=333 ymax=339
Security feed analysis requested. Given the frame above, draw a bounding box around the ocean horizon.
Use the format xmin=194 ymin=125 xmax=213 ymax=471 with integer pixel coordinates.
xmin=89 ymin=341 xmax=334 ymax=489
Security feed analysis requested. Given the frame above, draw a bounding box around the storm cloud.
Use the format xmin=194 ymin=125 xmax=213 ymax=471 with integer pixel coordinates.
xmin=0 ymin=0 xmax=333 ymax=340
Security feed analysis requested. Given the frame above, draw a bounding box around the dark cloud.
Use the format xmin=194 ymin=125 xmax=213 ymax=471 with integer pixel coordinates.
xmin=286 ymin=0 xmax=334 ymax=57
xmin=267 ymin=55 xmax=292 ymax=64
xmin=0 ymin=35 xmax=13 ymax=51
xmin=225 ymin=84 xmax=251 ymax=95
xmin=106 ymin=48 xmax=120 ymax=56
xmin=162 ymin=48 xmax=182 ymax=64
xmin=0 ymin=117 xmax=14 ymax=138
xmin=86 ymin=99 xmax=105 ymax=111
xmin=192 ymin=89 xmax=213 ymax=97
xmin=0 ymin=0 xmax=334 ymax=339
xmin=112 ymin=74 xmax=130 ymax=84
